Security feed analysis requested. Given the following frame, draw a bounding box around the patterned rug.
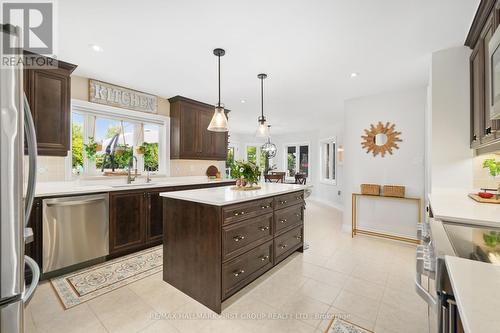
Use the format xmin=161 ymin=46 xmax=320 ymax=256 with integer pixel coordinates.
xmin=51 ymin=246 xmax=163 ymax=309
xmin=326 ymin=317 xmax=374 ymax=333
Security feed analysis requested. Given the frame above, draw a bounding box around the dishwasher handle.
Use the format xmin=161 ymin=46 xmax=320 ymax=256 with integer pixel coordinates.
xmin=45 ymin=198 xmax=105 ymax=207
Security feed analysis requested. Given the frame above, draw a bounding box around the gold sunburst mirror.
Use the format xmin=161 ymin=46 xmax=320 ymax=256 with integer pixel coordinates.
xmin=361 ymin=121 xmax=402 ymax=157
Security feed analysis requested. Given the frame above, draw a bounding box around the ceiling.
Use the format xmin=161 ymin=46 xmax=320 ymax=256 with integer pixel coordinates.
xmin=57 ymin=0 xmax=479 ymax=135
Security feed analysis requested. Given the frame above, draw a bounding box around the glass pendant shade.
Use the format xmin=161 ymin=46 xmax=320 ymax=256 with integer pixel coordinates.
xmin=256 ymin=121 xmax=269 ymax=137
xmin=207 ymin=104 xmax=229 ymax=132
xmin=261 ymin=139 xmax=277 ymax=158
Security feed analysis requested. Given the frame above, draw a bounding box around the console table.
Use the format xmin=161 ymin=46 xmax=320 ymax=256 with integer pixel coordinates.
xmin=351 ymin=193 xmax=421 ymax=244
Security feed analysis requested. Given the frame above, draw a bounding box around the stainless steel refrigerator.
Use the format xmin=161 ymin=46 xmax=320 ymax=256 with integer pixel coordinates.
xmin=0 ymin=24 xmax=40 ymax=333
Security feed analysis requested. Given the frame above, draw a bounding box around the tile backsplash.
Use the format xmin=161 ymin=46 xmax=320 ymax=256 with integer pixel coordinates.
xmin=170 ymin=160 xmax=226 ymax=177
xmin=473 ymin=152 xmax=500 ymax=189
xmin=24 ymin=156 xmax=67 ymax=182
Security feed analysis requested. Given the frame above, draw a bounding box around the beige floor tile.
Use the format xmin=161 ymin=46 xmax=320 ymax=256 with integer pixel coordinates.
xmin=35 ymin=303 xmax=107 ymax=333
xmin=323 ymin=254 xmax=357 ymax=275
xmin=248 ymin=278 xmax=298 ymax=309
xmin=307 ymin=266 xmax=349 ymax=288
xmin=139 ymin=319 xmax=181 ymax=332
xmin=168 ymin=299 xmax=221 ymax=333
xmin=381 ymin=288 xmax=428 ymax=314
xmin=88 ymin=287 xmax=157 ymax=333
xmin=375 ymin=303 xmax=428 ymax=333
xmin=295 ymin=279 xmax=342 ymax=305
xmin=332 ymin=290 xmax=380 ymax=323
xmin=259 ymin=318 xmax=317 ymax=333
xmin=281 ymin=294 xmax=330 ymax=327
xmin=351 ymin=263 xmax=389 ymax=286
xmin=342 ymin=277 xmax=385 ymax=302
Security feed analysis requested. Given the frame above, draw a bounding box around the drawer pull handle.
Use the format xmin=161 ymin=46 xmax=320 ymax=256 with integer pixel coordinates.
xmin=233 ymin=235 xmax=245 ymax=242
xmin=280 ymin=219 xmax=287 ymax=224
xmin=261 ymin=205 xmax=271 ymax=209
xmin=279 ymin=244 xmax=288 ymax=249
xmin=296 ymin=196 xmax=302 ymax=200
xmin=295 ymin=213 xmax=301 ymax=217
xmin=233 ymin=269 xmax=245 ymax=277
xmin=295 ymin=235 xmax=302 ymax=240
xmin=280 ymin=200 xmax=287 ymax=205
xmin=234 ymin=211 xmax=246 ymax=216
xmin=259 ymin=255 xmax=270 ymax=261
xmin=259 ymin=226 xmax=270 ymax=231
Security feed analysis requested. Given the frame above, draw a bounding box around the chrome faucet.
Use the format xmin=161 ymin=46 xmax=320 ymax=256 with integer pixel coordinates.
xmin=127 ymin=156 xmax=138 ymax=184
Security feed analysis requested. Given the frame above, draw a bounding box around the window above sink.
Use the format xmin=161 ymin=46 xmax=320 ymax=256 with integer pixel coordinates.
xmin=70 ymin=100 xmax=170 ymax=179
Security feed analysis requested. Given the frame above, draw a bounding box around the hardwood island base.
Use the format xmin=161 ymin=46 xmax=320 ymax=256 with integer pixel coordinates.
xmin=161 ymin=185 xmax=306 ymax=313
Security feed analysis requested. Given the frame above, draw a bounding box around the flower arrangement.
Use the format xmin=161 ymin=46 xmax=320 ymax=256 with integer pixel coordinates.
xmin=231 ymin=160 xmax=260 ymax=187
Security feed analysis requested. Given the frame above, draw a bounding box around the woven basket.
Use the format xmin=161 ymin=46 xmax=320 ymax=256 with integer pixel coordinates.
xmin=360 ymin=184 xmax=381 ymax=196
xmin=383 ymin=185 xmax=405 ymax=198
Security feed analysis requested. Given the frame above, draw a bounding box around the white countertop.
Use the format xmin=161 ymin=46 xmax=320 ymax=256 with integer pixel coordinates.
xmin=159 ymin=183 xmax=307 ymax=206
xmin=429 ymin=188 xmax=500 ymax=227
xmin=445 ymin=256 xmax=500 ymax=333
xmin=34 ymin=177 xmax=235 ymax=197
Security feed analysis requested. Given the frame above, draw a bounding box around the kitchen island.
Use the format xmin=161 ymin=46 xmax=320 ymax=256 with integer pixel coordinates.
xmin=160 ymin=183 xmax=306 ymax=313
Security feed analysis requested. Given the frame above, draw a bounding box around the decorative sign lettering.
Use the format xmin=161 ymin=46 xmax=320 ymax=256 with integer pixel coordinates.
xmin=89 ymin=79 xmax=158 ymax=113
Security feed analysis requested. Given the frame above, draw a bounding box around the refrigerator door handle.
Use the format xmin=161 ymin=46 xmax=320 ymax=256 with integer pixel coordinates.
xmin=415 ymin=254 xmax=437 ymax=311
xmin=23 ymin=93 xmax=37 ymax=224
xmin=22 ymin=256 xmax=40 ymax=305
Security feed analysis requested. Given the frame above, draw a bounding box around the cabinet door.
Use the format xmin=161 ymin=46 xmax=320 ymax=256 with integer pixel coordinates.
xmin=180 ymin=105 xmax=199 ymax=158
xmin=24 ymin=68 xmax=71 ymax=156
xmin=212 ymin=131 xmax=228 ymax=159
xmin=145 ymin=190 xmax=164 ymax=244
xmin=198 ymin=110 xmax=214 ymax=158
xmin=481 ymin=13 xmax=498 ymax=143
xmin=109 ymin=191 xmax=146 ymax=254
xmin=470 ymin=41 xmax=483 ymax=148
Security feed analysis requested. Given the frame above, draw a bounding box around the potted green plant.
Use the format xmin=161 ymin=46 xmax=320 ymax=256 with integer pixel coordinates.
xmin=231 ymin=160 xmax=260 ymax=188
xmin=84 ymin=137 xmax=99 ymax=161
xmin=482 ymin=158 xmax=500 ymax=193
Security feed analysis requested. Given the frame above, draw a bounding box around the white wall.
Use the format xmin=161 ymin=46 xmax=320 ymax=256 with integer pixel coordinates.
xmin=230 ymin=127 xmax=344 ymax=209
xmin=342 ymin=88 xmax=426 ymax=237
xmin=428 ymin=46 xmax=473 ymax=191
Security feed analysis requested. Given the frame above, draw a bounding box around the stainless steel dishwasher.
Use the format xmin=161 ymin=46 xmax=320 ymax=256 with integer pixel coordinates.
xmin=42 ymin=193 xmax=109 ymax=273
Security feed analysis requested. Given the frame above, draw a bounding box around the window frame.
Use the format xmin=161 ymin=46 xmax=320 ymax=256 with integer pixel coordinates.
xmin=319 ymin=137 xmax=337 ymax=185
xmin=283 ymin=142 xmax=310 ymax=179
xmin=68 ymin=99 xmax=170 ymax=179
xmin=244 ymin=143 xmax=266 ymax=171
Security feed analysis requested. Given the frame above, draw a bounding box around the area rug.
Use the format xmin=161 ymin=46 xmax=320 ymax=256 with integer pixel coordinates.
xmin=325 ymin=317 xmax=374 ymax=333
xmin=51 ymin=245 xmax=163 ymax=309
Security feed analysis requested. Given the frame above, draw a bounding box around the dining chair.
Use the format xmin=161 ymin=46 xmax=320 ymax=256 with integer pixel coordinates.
xmin=264 ymin=174 xmax=284 ymax=183
xmin=295 ymin=173 xmax=307 ymax=185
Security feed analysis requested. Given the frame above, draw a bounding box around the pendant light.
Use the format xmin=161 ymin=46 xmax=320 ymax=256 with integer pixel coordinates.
xmin=208 ymin=48 xmax=229 ymax=132
xmin=256 ymin=73 xmax=270 ymax=137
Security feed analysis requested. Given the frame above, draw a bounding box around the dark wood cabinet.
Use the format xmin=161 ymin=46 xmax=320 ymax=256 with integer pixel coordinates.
xmin=145 ymin=190 xmax=164 ymax=243
xmin=466 ymin=0 xmax=500 ymax=150
xmin=169 ymin=96 xmax=228 ymax=160
xmin=23 ymin=52 xmax=77 ymax=156
xmin=163 ymin=190 xmax=304 ymax=313
xmin=109 ymin=190 xmax=146 ymax=254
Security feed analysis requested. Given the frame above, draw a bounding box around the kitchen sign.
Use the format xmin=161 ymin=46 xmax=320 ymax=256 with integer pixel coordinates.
xmin=89 ymin=79 xmax=158 ymax=113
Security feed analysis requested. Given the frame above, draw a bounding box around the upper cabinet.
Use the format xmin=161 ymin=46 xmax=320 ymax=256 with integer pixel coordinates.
xmin=23 ymin=52 xmax=77 ymax=156
xmin=465 ymin=0 xmax=500 ymax=150
xmin=169 ymin=96 xmax=228 ymax=160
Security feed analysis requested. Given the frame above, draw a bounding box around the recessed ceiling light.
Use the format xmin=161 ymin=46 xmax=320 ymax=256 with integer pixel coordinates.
xmin=350 ymin=72 xmax=359 ymax=78
xmin=89 ymin=44 xmax=103 ymax=52
xmin=240 ymin=99 xmax=246 ymax=104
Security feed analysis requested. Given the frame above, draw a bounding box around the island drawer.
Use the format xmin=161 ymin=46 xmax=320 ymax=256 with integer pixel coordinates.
xmin=274 ymin=191 xmax=304 ymax=210
xmin=222 ymin=213 xmax=273 ymax=260
xmin=223 ymin=198 xmax=274 ymax=225
xmin=222 ymin=240 xmax=273 ymax=299
xmin=274 ymin=203 xmax=303 ymax=234
xmin=274 ymin=225 xmax=303 ymax=263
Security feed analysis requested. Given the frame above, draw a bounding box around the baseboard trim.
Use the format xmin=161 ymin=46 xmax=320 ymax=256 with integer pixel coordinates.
xmin=308 ymin=196 xmax=344 ymax=212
